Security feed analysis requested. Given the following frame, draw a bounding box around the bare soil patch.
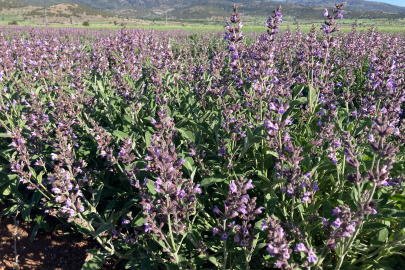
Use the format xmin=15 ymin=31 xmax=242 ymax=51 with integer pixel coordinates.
xmin=0 ymin=204 xmax=126 ymax=270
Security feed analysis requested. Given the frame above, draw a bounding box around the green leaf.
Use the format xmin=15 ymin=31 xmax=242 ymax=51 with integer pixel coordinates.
xmin=125 ymin=257 xmax=141 ymax=269
xmin=0 ymin=133 xmax=11 ymax=138
xmin=183 ymin=157 xmax=194 ymax=173
xmin=370 ymin=228 xmax=389 ymax=246
xmin=145 ymin=131 xmax=151 ymax=148
xmin=362 ymin=222 xmax=388 ymax=231
xmin=178 ymin=128 xmax=195 ymax=143
xmin=266 ymin=150 xmax=279 ymax=158
xmin=293 ymin=84 xmax=305 ymax=98
xmin=399 ymin=217 xmax=405 ymax=230
xmin=201 ymin=175 xmax=227 ymax=187
xmin=94 ymin=223 xmax=113 ymax=239
xmin=81 ymin=254 xmax=106 ymax=270
xmin=390 ymin=194 xmax=405 ymax=202
xmin=114 ymin=130 xmax=129 ymax=141
xmin=208 ymin=256 xmax=218 ymax=266
xmin=265 ymin=194 xmax=278 ymax=216
xmin=323 ymin=201 xmax=332 ymax=219
xmin=289 ymin=97 xmax=307 ymax=107
xmin=308 ymin=86 xmax=317 ymax=109
xmin=0 ymin=204 xmax=17 ymax=217
xmin=30 ymin=223 xmax=40 ymax=242
xmin=90 ymin=184 xmax=104 ymax=208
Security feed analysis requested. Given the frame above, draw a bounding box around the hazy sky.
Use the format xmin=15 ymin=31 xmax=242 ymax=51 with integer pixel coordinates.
xmin=365 ymin=0 xmax=405 ymax=7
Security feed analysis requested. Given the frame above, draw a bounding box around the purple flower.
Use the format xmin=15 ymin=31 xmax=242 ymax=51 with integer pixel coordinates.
xmin=322 ymin=218 xmax=329 ymax=227
xmin=178 ymin=158 xmax=185 ymax=165
xmin=261 ymin=220 xmax=269 ymax=231
xmin=245 ymin=179 xmax=254 ymax=190
xmin=346 ymin=222 xmax=356 ymax=233
xmin=295 ymin=243 xmax=307 ymax=252
xmin=266 ymin=244 xmax=276 ymax=257
xmin=213 ymin=205 xmax=221 ymax=215
xmin=151 ymin=117 xmax=157 ymax=125
xmin=234 ymin=235 xmax=240 ymax=242
xmin=332 ymin=218 xmax=342 ymax=228
xmin=322 ymin=8 xmax=329 ymax=17
xmin=241 ymin=194 xmax=249 ymax=203
xmin=144 ymin=223 xmax=152 ymax=232
xmin=238 ymin=205 xmax=247 ymax=215
xmin=254 ymin=206 xmax=264 ymax=214
xmin=190 ymin=149 xmax=196 ymax=156
xmin=333 ymin=138 xmax=341 ymax=147
xmin=122 ymin=219 xmax=130 ymax=225
xmin=221 ymin=233 xmax=227 ymax=241
xmin=308 ymin=248 xmax=317 ymax=263
xmin=194 ymin=184 xmax=202 ymax=194
xmin=177 ymin=187 xmax=186 ymax=198
xmin=230 ymin=180 xmax=237 ymax=194
xmin=328 ymin=152 xmax=338 ymax=163
xmin=279 ymin=227 xmax=285 ymax=238
xmin=213 ymin=227 xmax=219 ymax=235
xmin=332 ymin=207 xmax=340 ymax=216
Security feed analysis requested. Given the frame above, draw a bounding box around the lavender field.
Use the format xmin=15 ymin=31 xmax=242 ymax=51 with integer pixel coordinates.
xmin=1 ymin=3 xmax=405 ymax=270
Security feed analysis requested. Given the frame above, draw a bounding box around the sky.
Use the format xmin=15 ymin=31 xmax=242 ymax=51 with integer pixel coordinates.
xmin=364 ymin=0 xmax=405 ymax=6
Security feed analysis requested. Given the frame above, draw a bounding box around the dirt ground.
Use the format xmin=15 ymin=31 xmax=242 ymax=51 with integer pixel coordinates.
xmin=0 ymin=204 xmax=126 ymax=270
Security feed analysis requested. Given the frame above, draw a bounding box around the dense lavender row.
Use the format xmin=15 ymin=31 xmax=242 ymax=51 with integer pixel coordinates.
xmin=1 ymin=3 xmax=405 ymax=269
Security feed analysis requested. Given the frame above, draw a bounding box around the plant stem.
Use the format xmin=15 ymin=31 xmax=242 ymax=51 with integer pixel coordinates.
xmin=290 ymin=196 xmax=295 ymax=223
xmin=223 ymin=220 xmax=228 ymax=270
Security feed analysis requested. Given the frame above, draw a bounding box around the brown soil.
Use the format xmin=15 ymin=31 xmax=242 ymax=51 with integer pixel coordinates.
xmin=0 ymin=204 xmax=126 ymax=270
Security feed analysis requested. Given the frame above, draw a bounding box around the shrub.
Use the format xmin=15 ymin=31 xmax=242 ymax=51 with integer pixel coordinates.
xmin=8 ymin=20 xmax=18 ymax=25
xmin=82 ymin=21 xmax=90 ymax=26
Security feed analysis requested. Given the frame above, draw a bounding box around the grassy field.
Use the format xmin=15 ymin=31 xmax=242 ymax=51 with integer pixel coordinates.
xmin=0 ymin=19 xmax=404 ymax=33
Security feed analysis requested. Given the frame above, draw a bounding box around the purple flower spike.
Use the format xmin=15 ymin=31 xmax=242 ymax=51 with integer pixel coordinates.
xmin=213 ymin=205 xmax=221 ymax=215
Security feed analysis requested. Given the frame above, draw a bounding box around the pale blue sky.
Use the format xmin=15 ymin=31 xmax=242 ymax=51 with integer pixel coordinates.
xmin=365 ymin=0 xmax=405 ymax=7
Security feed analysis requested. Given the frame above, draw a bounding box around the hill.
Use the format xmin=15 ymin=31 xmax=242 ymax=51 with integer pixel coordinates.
xmin=283 ymin=0 xmax=405 ymax=13
xmin=11 ymin=0 xmax=405 ymax=13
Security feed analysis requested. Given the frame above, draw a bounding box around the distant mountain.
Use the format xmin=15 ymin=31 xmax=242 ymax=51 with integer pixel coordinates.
xmin=8 ymin=0 xmax=405 ymax=21
xmin=0 ymin=0 xmax=28 ymax=9
xmin=12 ymin=0 xmax=405 ymax=13
xmin=282 ymin=0 xmax=405 ymax=13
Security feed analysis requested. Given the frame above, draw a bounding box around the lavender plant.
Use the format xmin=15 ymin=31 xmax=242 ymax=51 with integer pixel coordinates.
xmin=0 ymin=3 xmax=405 ymax=270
